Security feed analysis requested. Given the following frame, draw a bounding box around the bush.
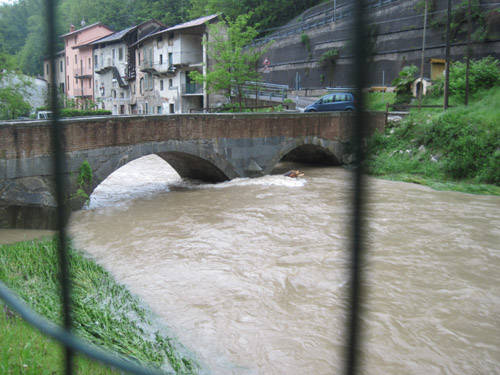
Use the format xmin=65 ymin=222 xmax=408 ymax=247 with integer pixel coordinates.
xmin=60 ymin=108 xmax=111 ymax=117
xmin=428 ymin=57 xmax=499 ymax=100
xmin=392 ymin=65 xmax=418 ymax=104
xmin=448 ymin=57 xmax=500 ymax=100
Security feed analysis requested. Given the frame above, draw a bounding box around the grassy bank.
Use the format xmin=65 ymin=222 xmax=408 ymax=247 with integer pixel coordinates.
xmin=0 ymin=238 xmax=199 ymax=374
xmin=364 ymin=86 xmax=500 ymax=195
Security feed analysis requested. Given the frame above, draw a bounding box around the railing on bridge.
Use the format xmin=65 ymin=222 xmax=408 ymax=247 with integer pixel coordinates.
xmin=0 ymin=1 xmax=370 ymax=375
xmin=238 ymin=81 xmax=289 ymax=102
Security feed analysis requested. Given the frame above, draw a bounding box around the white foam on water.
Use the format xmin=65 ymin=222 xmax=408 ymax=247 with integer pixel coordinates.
xmin=176 ymin=175 xmax=307 ymax=191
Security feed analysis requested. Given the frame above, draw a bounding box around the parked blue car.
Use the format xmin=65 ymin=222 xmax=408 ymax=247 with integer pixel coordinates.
xmin=304 ymin=92 xmax=355 ymax=112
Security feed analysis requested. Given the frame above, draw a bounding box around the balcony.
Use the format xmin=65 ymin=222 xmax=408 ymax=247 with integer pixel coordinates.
xmin=95 ymin=58 xmax=115 ymax=74
xmin=181 ymin=83 xmax=203 ymax=95
xmin=139 ymin=60 xmax=155 ymax=73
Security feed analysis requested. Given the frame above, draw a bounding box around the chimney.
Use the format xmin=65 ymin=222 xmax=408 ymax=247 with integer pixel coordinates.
xmin=70 ymin=24 xmax=75 ymax=32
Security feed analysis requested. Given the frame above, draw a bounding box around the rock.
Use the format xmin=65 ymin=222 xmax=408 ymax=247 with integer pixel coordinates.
xmin=418 ymin=145 xmax=426 ymax=153
xmin=430 ymin=155 xmax=438 ymax=162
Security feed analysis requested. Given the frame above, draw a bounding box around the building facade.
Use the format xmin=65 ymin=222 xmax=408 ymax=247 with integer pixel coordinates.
xmin=43 ymin=50 xmax=66 ymax=95
xmin=61 ymin=22 xmax=114 ymax=105
xmin=44 ymin=15 xmax=221 ymax=114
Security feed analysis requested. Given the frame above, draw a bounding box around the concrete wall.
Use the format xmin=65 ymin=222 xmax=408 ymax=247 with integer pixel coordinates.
xmin=0 ymin=112 xmax=385 ymax=228
xmin=257 ymin=0 xmax=500 ymax=89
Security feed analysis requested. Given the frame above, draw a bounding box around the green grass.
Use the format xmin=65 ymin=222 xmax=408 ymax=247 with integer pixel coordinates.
xmin=0 ymin=305 xmax=121 ymax=374
xmin=365 ymin=86 xmax=500 ymax=195
xmin=365 ymin=91 xmax=396 ymax=111
xmin=0 ymin=238 xmax=200 ymax=374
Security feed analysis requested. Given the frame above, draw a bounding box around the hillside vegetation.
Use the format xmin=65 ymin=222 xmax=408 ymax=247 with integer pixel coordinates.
xmin=365 ymin=86 xmax=500 ymax=195
xmin=0 ymin=0 xmax=323 ymax=76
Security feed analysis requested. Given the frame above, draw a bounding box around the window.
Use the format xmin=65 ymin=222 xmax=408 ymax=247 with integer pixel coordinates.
xmin=112 ymin=49 xmax=115 ymax=61
xmin=159 ymin=54 xmax=163 ymax=65
xmin=157 ymin=106 xmax=162 ymax=114
xmin=160 ymin=80 xmax=164 ymax=91
xmin=75 ymin=55 xmax=77 ymax=64
xmin=46 ymin=64 xmax=49 ymax=74
xmin=112 ymin=89 xmax=116 ymax=98
xmin=139 ymin=78 xmax=143 ymax=94
xmin=138 ymin=52 xmax=141 ymax=65
xmin=67 ymin=75 xmax=69 ymax=90
xmin=169 ymin=103 xmax=174 ymax=113
xmin=168 ymin=52 xmax=173 ymax=66
xmin=119 ymin=47 xmax=123 ymax=61
xmin=94 ymin=55 xmax=98 ymax=68
xmin=88 ymin=79 xmax=91 ymax=88
xmin=88 ymin=57 xmax=91 ymax=69
xmin=60 ymin=61 xmax=63 ymax=72
xmin=145 ymin=102 xmax=148 ymax=114
xmin=59 ymin=82 xmax=65 ymax=93
xmin=67 ymin=56 xmax=69 ymax=65
xmin=169 ymin=79 xmax=173 ymax=88
xmin=120 ymin=91 xmax=124 ymax=98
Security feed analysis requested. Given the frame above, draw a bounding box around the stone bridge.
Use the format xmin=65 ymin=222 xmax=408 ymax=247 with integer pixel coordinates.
xmin=0 ymin=112 xmax=385 ymax=228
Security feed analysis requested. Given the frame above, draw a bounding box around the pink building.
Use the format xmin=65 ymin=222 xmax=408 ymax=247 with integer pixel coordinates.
xmin=61 ymin=23 xmax=113 ymax=105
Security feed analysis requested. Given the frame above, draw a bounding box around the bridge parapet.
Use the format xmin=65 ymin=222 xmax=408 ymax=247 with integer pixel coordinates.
xmin=0 ymin=112 xmax=385 ymax=228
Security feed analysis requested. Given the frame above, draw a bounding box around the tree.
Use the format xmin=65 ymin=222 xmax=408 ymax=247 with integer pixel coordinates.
xmin=190 ymin=13 xmax=269 ymax=109
xmin=392 ymin=65 xmax=418 ymax=104
xmin=0 ymin=54 xmax=32 ymax=119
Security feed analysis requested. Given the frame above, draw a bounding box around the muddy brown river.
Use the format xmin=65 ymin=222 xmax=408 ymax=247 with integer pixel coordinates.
xmin=5 ymin=155 xmax=499 ymax=374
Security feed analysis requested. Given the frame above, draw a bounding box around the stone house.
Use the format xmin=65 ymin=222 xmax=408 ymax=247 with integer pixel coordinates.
xmin=133 ymin=14 xmax=220 ymax=114
xmin=89 ymin=20 xmax=163 ymax=115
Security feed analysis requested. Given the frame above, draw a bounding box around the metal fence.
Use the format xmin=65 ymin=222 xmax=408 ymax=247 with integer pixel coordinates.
xmin=0 ymin=1 xmax=370 ymax=374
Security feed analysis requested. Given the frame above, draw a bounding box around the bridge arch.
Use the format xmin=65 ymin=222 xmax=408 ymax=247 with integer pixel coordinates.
xmin=264 ymin=137 xmax=346 ymax=174
xmin=79 ymin=143 xmax=238 ymax=209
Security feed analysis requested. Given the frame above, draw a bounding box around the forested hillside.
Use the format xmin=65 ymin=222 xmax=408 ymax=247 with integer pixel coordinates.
xmin=0 ymin=0 xmax=323 ymax=76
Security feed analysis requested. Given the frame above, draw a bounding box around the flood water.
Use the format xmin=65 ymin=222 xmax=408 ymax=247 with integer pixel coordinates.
xmin=57 ymin=155 xmax=498 ymax=374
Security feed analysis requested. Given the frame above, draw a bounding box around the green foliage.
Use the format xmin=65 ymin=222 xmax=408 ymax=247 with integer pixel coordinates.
xmin=0 ymin=238 xmax=200 ymax=373
xmin=60 ymin=108 xmax=111 ymax=117
xmin=301 ymin=33 xmax=312 ymax=58
xmin=365 ymin=85 xmax=500 ymax=190
xmin=449 ymin=57 xmax=499 ymax=100
xmin=319 ymin=48 xmax=339 ymax=86
xmin=428 ymin=57 xmax=499 ymax=100
xmin=190 ymin=13 xmax=270 ymax=108
xmin=0 ymin=87 xmax=32 ymax=120
xmin=392 ymin=65 xmax=418 ymax=104
xmin=427 ymin=0 xmax=488 ymax=42
xmin=72 ymin=160 xmax=93 ymax=203
xmin=190 ymin=0 xmax=322 ymax=33
xmin=319 ymin=48 xmax=339 ymax=68
xmin=0 ymin=67 xmax=32 ymax=120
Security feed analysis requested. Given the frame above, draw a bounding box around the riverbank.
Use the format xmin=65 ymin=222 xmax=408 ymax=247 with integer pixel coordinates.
xmin=364 ymin=86 xmax=500 ymax=195
xmin=0 ymin=238 xmax=199 ymax=374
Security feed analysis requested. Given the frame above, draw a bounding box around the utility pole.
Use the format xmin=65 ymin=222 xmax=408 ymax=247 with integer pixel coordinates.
xmin=443 ymin=0 xmax=452 ymax=110
xmin=465 ymin=0 xmax=472 ymax=105
xmin=419 ymin=0 xmax=428 ymax=109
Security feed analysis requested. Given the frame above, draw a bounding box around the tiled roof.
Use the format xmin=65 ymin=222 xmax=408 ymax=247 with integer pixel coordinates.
xmin=60 ymin=22 xmax=113 ymax=38
xmin=89 ymin=25 xmax=136 ymax=45
xmin=164 ymin=14 xmax=219 ymax=32
xmin=146 ymin=14 xmax=220 ymax=40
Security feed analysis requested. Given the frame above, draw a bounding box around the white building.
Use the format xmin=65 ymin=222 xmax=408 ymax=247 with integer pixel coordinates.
xmin=133 ymin=14 xmax=220 ymax=114
xmin=90 ymin=20 xmax=164 ymax=115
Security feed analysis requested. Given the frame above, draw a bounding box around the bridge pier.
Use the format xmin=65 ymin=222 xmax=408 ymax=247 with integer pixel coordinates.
xmin=0 ymin=112 xmax=385 ymax=228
